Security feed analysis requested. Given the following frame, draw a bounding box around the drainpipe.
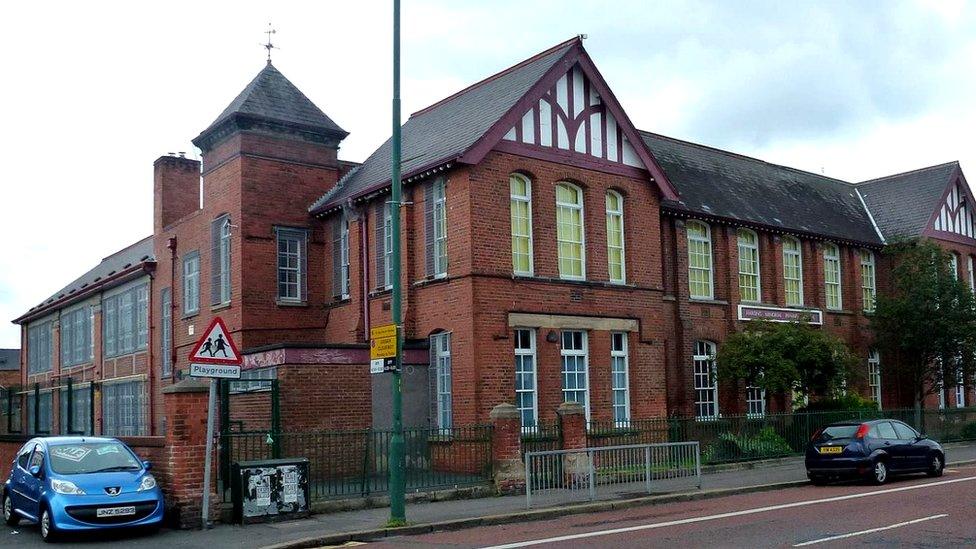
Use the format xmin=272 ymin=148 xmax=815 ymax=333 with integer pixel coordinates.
xmin=147 ymin=266 xmax=156 ymax=436
xmin=168 ymin=237 xmax=178 ymax=382
xmin=360 ymin=207 xmax=371 ymax=341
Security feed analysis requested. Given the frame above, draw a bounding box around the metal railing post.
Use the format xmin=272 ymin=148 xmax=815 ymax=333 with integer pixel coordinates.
xmin=524 ymin=452 xmax=532 ymax=509
xmin=695 ymin=441 xmax=702 ymax=489
xmin=644 ymin=445 xmax=652 ymax=494
xmin=587 ymin=449 xmax=596 ymax=500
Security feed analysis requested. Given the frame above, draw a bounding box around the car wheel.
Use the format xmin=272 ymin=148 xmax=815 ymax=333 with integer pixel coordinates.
xmin=927 ymin=453 xmax=945 ymax=477
xmin=3 ymin=494 xmax=19 ymax=526
xmin=870 ymin=460 xmax=888 ymax=485
xmin=40 ymin=508 xmax=58 ymax=543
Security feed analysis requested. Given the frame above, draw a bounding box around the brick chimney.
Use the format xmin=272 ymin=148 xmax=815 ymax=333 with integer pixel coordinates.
xmin=154 ymin=154 xmax=201 ymax=231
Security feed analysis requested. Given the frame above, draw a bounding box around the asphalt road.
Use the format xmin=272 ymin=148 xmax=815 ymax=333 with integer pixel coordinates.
xmin=369 ymin=465 xmax=976 ymax=548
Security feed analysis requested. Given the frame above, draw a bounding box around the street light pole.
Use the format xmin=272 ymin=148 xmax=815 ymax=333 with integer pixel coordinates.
xmin=389 ymin=0 xmax=406 ymax=524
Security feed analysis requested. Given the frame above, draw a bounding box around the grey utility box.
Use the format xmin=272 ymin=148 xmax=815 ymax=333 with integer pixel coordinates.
xmin=231 ymin=458 xmax=310 ymax=524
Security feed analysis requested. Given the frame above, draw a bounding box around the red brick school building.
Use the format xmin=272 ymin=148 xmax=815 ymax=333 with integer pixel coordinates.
xmin=5 ymin=37 xmax=975 ymax=523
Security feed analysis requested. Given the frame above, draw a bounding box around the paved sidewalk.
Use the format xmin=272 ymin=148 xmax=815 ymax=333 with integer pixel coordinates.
xmin=7 ymin=442 xmax=976 ymax=548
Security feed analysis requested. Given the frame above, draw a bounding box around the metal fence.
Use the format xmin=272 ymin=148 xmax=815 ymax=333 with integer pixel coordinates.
xmin=524 ymin=442 xmax=701 ymax=508
xmin=219 ymin=425 xmax=493 ymax=503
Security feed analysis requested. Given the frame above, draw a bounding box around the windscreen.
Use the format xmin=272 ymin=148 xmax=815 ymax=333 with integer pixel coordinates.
xmin=816 ymin=425 xmax=858 ymax=442
xmin=48 ymin=442 xmax=141 ymax=475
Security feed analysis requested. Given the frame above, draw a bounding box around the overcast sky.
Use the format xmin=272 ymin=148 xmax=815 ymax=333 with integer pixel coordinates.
xmin=1 ymin=0 xmax=974 ymax=347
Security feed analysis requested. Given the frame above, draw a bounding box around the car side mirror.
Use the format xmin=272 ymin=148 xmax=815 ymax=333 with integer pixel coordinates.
xmin=916 ymin=434 xmax=927 ymax=441
xmin=142 ymin=460 xmax=152 ymax=471
xmin=28 ymin=465 xmax=41 ymax=478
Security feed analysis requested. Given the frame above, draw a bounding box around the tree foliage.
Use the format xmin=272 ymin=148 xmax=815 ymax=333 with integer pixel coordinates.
xmin=716 ymin=320 xmax=856 ymax=399
xmin=870 ymin=239 xmax=976 ymax=409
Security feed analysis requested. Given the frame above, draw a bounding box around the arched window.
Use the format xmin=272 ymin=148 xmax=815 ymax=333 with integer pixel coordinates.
xmin=824 ymin=243 xmax=842 ymax=310
xmin=510 ymin=174 xmax=534 ymax=275
xmin=555 ymin=183 xmax=585 ymax=279
xmin=860 ymin=250 xmax=876 ymax=312
xmin=693 ymin=340 xmax=718 ymax=420
xmin=737 ymin=228 xmax=761 ymax=302
xmin=783 ymin=237 xmax=803 ymax=306
xmin=868 ymin=349 xmax=881 ymax=407
xmin=606 ymin=191 xmax=625 ymax=283
xmin=687 ymin=221 xmax=713 ymax=299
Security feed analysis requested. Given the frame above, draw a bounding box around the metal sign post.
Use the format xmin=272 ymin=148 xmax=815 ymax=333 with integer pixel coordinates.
xmin=188 ymin=316 xmax=243 ymax=529
xmin=389 ymin=0 xmax=406 ymax=524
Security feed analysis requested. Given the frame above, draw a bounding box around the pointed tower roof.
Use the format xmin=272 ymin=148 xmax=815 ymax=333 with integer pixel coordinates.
xmin=193 ymin=63 xmax=348 ymax=152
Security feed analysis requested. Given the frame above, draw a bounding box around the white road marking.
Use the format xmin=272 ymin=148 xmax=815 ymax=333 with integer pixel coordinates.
xmin=481 ymin=476 xmax=976 ymax=549
xmin=792 ymin=514 xmax=948 ymax=546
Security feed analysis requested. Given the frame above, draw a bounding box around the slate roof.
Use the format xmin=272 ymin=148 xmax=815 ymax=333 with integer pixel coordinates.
xmin=195 ymin=63 xmax=347 ymax=148
xmin=855 ymin=162 xmax=960 ymax=240
xmin=0 ymin=349 xmax=18 ymax=371
xmin=640 ymin=132 xmax=884 ymax=246
xmin=15 ymin=237 xmax=154 ymax=322
xmin=309 ymin=40 xmax=577 ymax=214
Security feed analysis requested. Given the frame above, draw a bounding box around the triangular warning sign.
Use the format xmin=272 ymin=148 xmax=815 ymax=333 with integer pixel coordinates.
xmin=187 ymin=317 xmax=242 ymax=365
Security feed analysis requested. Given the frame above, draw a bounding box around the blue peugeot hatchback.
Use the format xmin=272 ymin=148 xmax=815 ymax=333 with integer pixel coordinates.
xmin=3 ymin=437 xmax=164 ymax=542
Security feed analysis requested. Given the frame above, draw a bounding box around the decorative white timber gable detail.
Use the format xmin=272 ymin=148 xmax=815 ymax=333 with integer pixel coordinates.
xmin=933 ymin=180 xmax=975 ymax=239
xmin=502 ymin=64 xmax=645 ymax=169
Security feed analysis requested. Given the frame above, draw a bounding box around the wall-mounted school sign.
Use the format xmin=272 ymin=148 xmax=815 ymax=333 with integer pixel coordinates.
xmin=369 ymin=324 xmax=398 ymax=374
xmin=737 ymin=304 xmax=823 ymax=325
xmin=188 ymin=317 xmax=243 ymax=379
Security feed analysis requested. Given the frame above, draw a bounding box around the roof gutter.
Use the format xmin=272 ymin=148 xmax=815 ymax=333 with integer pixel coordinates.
xmin=855 ymin=188 xmax=887 ymax=245
xmin=12 ymin=262 xmax=156 ymax=325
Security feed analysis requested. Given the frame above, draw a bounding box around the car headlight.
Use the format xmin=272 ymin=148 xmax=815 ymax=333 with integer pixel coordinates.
xmin=50 ymin=479 xmax=86 ymax=495
xmin=137 ymin=474 xmax=157 ymax=492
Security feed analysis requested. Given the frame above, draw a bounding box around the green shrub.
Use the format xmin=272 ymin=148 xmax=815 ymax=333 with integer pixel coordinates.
xmin=797 ymin=394 xmax=878 ymax=413
xmin=703 ymin=427 xmax=793 ymax=464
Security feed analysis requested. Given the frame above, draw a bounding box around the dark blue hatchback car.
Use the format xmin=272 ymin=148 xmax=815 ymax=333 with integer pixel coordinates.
xmin=805 ymin=419 xmax=945 ymax=485
xmin=3 ymin=437 xmax=164 ymax=542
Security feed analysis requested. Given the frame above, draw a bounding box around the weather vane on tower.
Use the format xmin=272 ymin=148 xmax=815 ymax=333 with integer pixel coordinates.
xmin=263 ymin=23 xmax=277 ymax=64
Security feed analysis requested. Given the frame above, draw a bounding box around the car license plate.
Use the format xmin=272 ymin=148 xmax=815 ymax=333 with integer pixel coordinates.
xmin=819 ymin=446 xmax=843 ymax=454
xmin=96 ymin=506 xmax=136 ymax=518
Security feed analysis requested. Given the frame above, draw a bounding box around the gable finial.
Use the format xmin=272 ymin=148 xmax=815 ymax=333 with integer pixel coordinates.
xmin=263 ymin=22 xmax=278 ymax=64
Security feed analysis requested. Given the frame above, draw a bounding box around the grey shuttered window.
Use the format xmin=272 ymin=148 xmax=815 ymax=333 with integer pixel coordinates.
xmin=374 ymin=201 xmax=387 ymax=289
xmin=102 ymin=283 xmax=149 ymax=358
xmin=161 ymin=288 xmax=172 ymax=377
xmin=182 ymin=251 xmax=200 ymax=315
xmin=27 ymin=321 xmax=53 ymax=374
xmin=424 ymin=178 xmax=448 ymax=278
xmin=60 ymin=306 xmax=92 ymax=367
xmin=275 ymin=227 xmax=308 ymax=302
xmin=211 ymin=215 xmax=232 ymax=306
xmin=332 ymin=216 xmax=350 ymax=299
xmin=102 ymin=380 xmax=147 ymax=436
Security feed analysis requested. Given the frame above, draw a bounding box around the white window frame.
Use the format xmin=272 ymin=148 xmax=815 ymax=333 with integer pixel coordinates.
xmin=555 ymin=182 xmax=586 ymax=280
xmin=737 ymin=228 xmax=761 ymax=303
xmin=432 ymin=178 xmax=448 ymax=278
xmin=510 ymin=174 xmax=534 ymax=276
xmin=276 ymin=227 xmax=307 ymax=303
xmin=560 ymin=330 xmax=590 ymax=420
xmin=514 ymin=328 xmax=537 ymax=430
xmin=610 ymin=332 xmax=630 ymax=426
xmin=746 ymin=385 xmax=766 ymax=417
xmin=868 ymin=349 xmax=881 ymax=408
xmin=606 ymin=191 xmax=626 ymax=284
xmin=956 ymin=366 xmax=966 ymax=408
xmin=693 ymin=340 xmax=718 ymax=420
xmin=431 ymin=332 xmax=452 ymax=431
xmin=687 ymin=220 xmax=714 ymax=300
xmin=861 ymin=249 xmax=876 ymax=313
xmin=783 ymin=237 xmax=804 ymax=307
xmin=824 ymin=243 xmax=842 ymax=310
xmin=217 ymin=216 xmax=232 ymax=305
xmin=950 ymin=253 xmax=959 ymax=281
